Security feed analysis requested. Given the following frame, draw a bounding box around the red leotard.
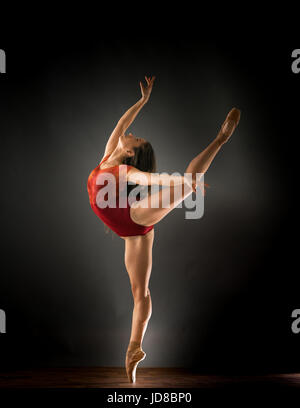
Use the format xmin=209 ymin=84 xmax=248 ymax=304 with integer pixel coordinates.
xmin=87 ymin=154 xmax=154 ymax=237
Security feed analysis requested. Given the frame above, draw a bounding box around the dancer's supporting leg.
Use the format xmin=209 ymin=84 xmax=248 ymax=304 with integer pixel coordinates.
xmin=130 ymin=108 xmax=241 ymax=227
xmin=124 ymin=228 xmax=154 ymax=383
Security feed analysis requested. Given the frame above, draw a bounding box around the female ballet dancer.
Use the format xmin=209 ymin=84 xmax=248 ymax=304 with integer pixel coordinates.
xmin=87 ymin=76 xmax=240 ymax=383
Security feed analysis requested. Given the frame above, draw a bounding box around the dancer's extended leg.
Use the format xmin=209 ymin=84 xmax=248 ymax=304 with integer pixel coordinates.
xmin=130 ymin=108 xmax=241 ymax=227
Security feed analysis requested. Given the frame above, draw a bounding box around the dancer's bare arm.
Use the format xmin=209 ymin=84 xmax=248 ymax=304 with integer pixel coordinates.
xmin=127 ymin=167 xmax=196 ymax=190
xmin=102 ymin=76 xmax=155 ymax=159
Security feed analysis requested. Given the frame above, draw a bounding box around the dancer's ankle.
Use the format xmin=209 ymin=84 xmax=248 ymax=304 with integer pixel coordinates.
xmin=216 ymin=131 xmax=227 ymax=146
xmin=127 ymin=340 xmax=142 ymax=350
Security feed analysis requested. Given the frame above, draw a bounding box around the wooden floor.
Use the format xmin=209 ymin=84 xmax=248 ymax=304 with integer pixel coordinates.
xmin=0 ymin=367 xmax=300 ymax=389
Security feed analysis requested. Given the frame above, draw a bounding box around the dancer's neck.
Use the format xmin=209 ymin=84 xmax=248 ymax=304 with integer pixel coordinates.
xmin=106 ymin=146 xmax=127 ymax=166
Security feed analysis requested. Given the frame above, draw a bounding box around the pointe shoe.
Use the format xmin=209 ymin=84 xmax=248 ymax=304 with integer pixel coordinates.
xmin=219 ymin=107 xmax=241 ymax=144
xmin=125 ymin=346 xmax=146 ymax=383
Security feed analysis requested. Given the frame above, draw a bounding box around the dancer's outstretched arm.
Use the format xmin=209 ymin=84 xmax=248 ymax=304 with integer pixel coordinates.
xmin=103 ymin=76 xmax=155 ymax=158
xmin=127 ymin=169 xmax=194 ymax=189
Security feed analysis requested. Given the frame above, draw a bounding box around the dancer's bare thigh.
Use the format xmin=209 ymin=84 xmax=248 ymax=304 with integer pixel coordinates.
xmin=123 ymin=228 xmax=154 ymax=296
xmin=130 ymin=184 xmax=193 ymax=227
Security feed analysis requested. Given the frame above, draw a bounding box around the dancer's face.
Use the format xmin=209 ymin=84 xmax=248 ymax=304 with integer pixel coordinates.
xmin=119 ymin=133 xmax=146 ymax=158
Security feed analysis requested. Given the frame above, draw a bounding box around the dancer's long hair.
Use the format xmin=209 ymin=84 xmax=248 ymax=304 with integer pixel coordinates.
xmin=123 ymin=140 xmax=157 ymax=173
xmin=104 ymin=141 xmax=157 ymax=236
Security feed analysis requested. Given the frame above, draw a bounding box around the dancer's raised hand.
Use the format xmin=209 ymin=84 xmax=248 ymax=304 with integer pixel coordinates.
xmin=191 ymin=177 xmax=209 ymax=195
xmin=140 ymin=76 xmax=155 ymax=103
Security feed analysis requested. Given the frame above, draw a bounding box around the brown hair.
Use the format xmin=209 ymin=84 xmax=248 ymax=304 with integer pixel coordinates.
xmin=103 ymin=141 xmax=156 ymax=237
xmin=122 ymin=140 xmax=157 ymax=173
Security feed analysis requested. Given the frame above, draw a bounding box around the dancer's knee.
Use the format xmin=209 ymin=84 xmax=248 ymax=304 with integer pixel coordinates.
xmin=131 ymin=285 xmax=150 ymax=301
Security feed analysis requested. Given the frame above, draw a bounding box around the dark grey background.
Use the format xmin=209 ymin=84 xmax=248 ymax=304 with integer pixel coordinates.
xmin=0 ymin=29 xmax=299 ymax=373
